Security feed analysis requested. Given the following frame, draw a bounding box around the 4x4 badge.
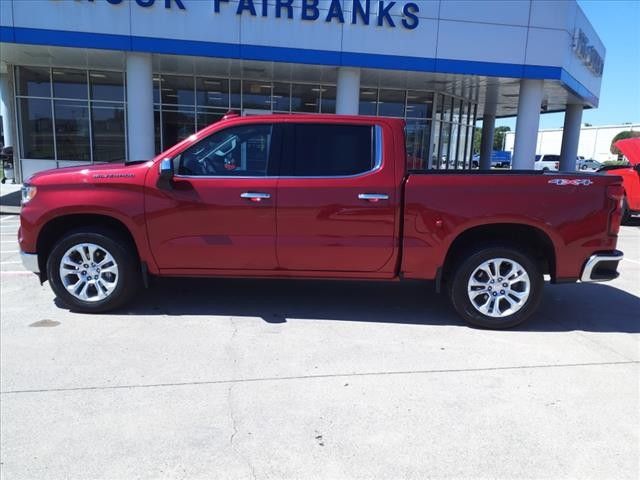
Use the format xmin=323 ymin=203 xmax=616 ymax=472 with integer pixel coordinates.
xmin=548 ymin=179 xmax=593 ymax=186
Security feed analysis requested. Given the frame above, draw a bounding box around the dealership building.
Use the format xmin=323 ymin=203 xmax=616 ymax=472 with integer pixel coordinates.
xmin=0 ymin=0 xmax=604 ymax=181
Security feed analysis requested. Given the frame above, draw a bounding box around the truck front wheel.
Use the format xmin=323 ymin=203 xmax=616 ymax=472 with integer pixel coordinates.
xmin=47 ymin=228 xmax=140 ymax=313
xmin=448 ymin=246 xmax=543 ymax=329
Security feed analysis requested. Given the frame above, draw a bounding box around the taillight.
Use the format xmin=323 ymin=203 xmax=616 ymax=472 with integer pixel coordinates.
xmin=607 ymin=184 xmax=624 ymax=235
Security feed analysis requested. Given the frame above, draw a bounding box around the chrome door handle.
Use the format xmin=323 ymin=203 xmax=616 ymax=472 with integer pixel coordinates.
xmin=240 ymin=192 xmax=271 ymax=202
xmin=358 ymin=193 xmax=389 ymax=202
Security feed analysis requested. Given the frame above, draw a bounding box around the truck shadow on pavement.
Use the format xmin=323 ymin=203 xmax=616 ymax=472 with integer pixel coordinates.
xmin=105 ymin=277 xmax=640 ymax=333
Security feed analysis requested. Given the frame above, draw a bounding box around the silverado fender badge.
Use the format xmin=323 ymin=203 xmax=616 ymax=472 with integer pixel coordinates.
xmin=548 ymin=178 xmax=594 ymax=186
xmin=93 ymin=173 xmax=135 ymax=179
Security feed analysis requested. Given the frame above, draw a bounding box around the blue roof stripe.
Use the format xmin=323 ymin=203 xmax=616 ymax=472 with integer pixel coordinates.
xmin=0 ymin=26 xmax=599 ymax=106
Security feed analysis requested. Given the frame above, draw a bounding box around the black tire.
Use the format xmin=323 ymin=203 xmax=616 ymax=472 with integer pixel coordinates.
xmin=47 ymin=227 xmax=140 ymax=313
xmin=448 ymin=245 xmax=543 ymax=329
xmin=621 ymin=196 xmax=632 ymax=225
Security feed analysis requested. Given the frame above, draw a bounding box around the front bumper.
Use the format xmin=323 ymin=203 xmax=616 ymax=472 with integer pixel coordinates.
xmin=20 ymin=251 xmax=39 ymax=274
xmin=580 ymin=250 xmax=624 ymax=282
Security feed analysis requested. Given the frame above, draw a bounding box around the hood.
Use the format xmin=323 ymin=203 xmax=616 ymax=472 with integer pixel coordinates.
xmin=27 ymin=161 xmax=151 ymax=186
xmin=614 ymin=138 xmax=640 ymax=166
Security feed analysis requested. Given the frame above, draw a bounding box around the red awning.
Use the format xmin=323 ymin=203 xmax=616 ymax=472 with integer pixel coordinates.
xmin=615 ymin=138 xmax=640 ymax=165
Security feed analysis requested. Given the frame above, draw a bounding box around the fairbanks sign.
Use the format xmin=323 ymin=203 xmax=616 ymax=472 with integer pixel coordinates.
xmin=71 ymin=0 xmax=421 ymax=30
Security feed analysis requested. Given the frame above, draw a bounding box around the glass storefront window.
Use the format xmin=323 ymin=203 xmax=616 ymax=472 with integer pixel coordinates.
xmin=378 ymin=89 xmax=405 ymax=117
xmin=320 ymin=85 xmax=336 ymax=114
xmin=466 ymin=125 xmax=475 ymax=168
xmin=458 ymin=125 xmax=467 ymax=170
xmin=359 ymin=88 xmax=377 ymax=115
xmin=161 ymin=75 xmax=195 ymax=106
xmin=272 ymin=82 xmax=291 ymax=111
xmin=405 ymin=119 xmax=430 ymax=171
xmin=196 ymin=108 xmax=226 ymax=130
xmin=154 ymin=109 xmax=162 ymax=154
xmin=430 ymin=121 xmax=440 ymax=169
xmin=153 ymin=76 xmax=161 ymax=104
xmin=406 ymin=91 xmax=433 ymax=119
xmin=54 ymin=100 xmax=90 ymax=161
xmin=242 ymin=80 xmax=273 ymax=111
xmin=161 ymin=108 xmax=195 ymax=149
xmin=53 ymin=69 xmax=87 ymax=100
xmin=291 ymin=84 xmax=319 ymax=113
xmin=91 ymin=102 xmax=126 ymax=163
xmin=90 ymin=71 xmax=124 ymax=102
xmin=230 ymin=79 xmax=242 ymax=109
xmin=449 ymin=122 xmax=459 ymax=169
xmin=196 ymin=77 xmax=229 ymax=109
xmin=438 ymin=122 xmax=451 ymax=170
xmin=441 ymin=95 xmax=453 ymax=123
xmin=16 ymin=67 xmax=51 ymax=97
xmin=18 ymin=98 xmax=54 ymax=159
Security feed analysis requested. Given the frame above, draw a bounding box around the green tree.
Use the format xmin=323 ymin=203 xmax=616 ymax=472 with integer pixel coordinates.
xmin=493 ymin=126 xmax=511 ymax=151
xmin=473 ymin=128 xmax=482 ymax=154
xmin=610 ymin=130 xmax=640 ymax=156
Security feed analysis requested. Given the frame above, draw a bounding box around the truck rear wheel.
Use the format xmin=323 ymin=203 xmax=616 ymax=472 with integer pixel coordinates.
xmin=448 ymin=246 xmax=543 ymax=329
xmin=47 ymin=228 xmax=140 ymax=313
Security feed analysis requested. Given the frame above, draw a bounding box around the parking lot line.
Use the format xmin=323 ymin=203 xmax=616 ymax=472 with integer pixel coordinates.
xmin=623 ymin=258 xmax=640 ymax=265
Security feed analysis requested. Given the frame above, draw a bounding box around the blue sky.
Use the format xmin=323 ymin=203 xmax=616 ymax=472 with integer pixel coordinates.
xmin=497 ymin=0 xmax=640 ymax=130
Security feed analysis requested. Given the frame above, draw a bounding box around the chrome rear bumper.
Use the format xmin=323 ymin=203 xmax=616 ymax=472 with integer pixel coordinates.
xmin=20 ymin=251 xmax=39 ymax=274
xmin=580 ymin=250 xmax=623 ymax=282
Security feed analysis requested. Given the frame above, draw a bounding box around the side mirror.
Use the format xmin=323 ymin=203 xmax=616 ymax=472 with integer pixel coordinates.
xmin=157 ymin=158 xmax=174 ymax=190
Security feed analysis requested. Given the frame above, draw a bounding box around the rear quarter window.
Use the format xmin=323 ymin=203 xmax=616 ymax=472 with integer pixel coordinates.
xmin=289 ymin=124 xmax=374 ymax=176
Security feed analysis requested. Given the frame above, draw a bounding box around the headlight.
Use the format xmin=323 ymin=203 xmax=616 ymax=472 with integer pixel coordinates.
xmin=21 ymin=184 xmax=38 ymax=205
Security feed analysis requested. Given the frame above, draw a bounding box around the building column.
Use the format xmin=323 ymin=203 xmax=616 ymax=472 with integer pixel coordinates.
xmin=559 ymin=103 xmax=583 ymax=171
xmin=512 ymin=79 xmax=544 ymax=170
xmin=336 ymin=67 xmax=361 ymax=115
xmin=126 ymin=53 xmax=155 ymax=161
xmin=1 ymin=63 xmax=18 ymax=182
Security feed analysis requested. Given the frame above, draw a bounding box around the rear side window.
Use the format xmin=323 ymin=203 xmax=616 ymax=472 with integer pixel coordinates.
xmin=289 ymin=124 xmax=374 ymax=176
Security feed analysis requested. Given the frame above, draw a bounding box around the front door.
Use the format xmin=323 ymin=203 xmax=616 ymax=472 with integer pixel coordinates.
xmin=276 ymin=122 xmax=398 ymax=273
xmin=145 ymin=123 xmax=279 ymax=271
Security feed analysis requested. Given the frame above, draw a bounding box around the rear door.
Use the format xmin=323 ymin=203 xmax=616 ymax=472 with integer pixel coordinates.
xmin=275 ymin=121 xmax=398 ymax=273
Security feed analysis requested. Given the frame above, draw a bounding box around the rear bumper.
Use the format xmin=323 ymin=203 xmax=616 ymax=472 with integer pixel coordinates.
xmin=20 ymin=251 xmax=39 ymax=274
xmin=580 ymin=250 xmax=623 ymax=282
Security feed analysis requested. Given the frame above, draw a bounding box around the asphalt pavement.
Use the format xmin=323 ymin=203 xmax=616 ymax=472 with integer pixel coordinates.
xmin=1 ymin=213 xmax=638 ymax=479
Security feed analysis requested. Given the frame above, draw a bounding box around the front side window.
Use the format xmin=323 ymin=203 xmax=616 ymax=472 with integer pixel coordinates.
xmin=289 ymin=124 xmax=374 ymax=177
xmin=178 ymin=124 xmax=272 ymax=177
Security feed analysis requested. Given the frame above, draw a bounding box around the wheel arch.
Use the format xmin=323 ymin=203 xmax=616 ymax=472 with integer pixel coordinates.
xmin=36 ymin=213 xmax=141 ymax=280
xmin=440 ymin=223 xmax=557 ymax=287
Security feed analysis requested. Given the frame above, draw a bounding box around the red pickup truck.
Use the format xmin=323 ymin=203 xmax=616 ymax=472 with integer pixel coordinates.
xmin=19 ymin=114 xmax=625 ymax=329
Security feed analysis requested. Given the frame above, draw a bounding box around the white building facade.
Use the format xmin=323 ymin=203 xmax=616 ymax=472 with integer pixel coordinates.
xmin=0 ymin=0 xmax=605 ymax=181
xmin=504 ymin=124 xmax=640 ymax=162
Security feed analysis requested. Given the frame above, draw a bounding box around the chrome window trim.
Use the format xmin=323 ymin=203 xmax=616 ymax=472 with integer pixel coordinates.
xmin=173 ymin=124 xmax=383 ymax=180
